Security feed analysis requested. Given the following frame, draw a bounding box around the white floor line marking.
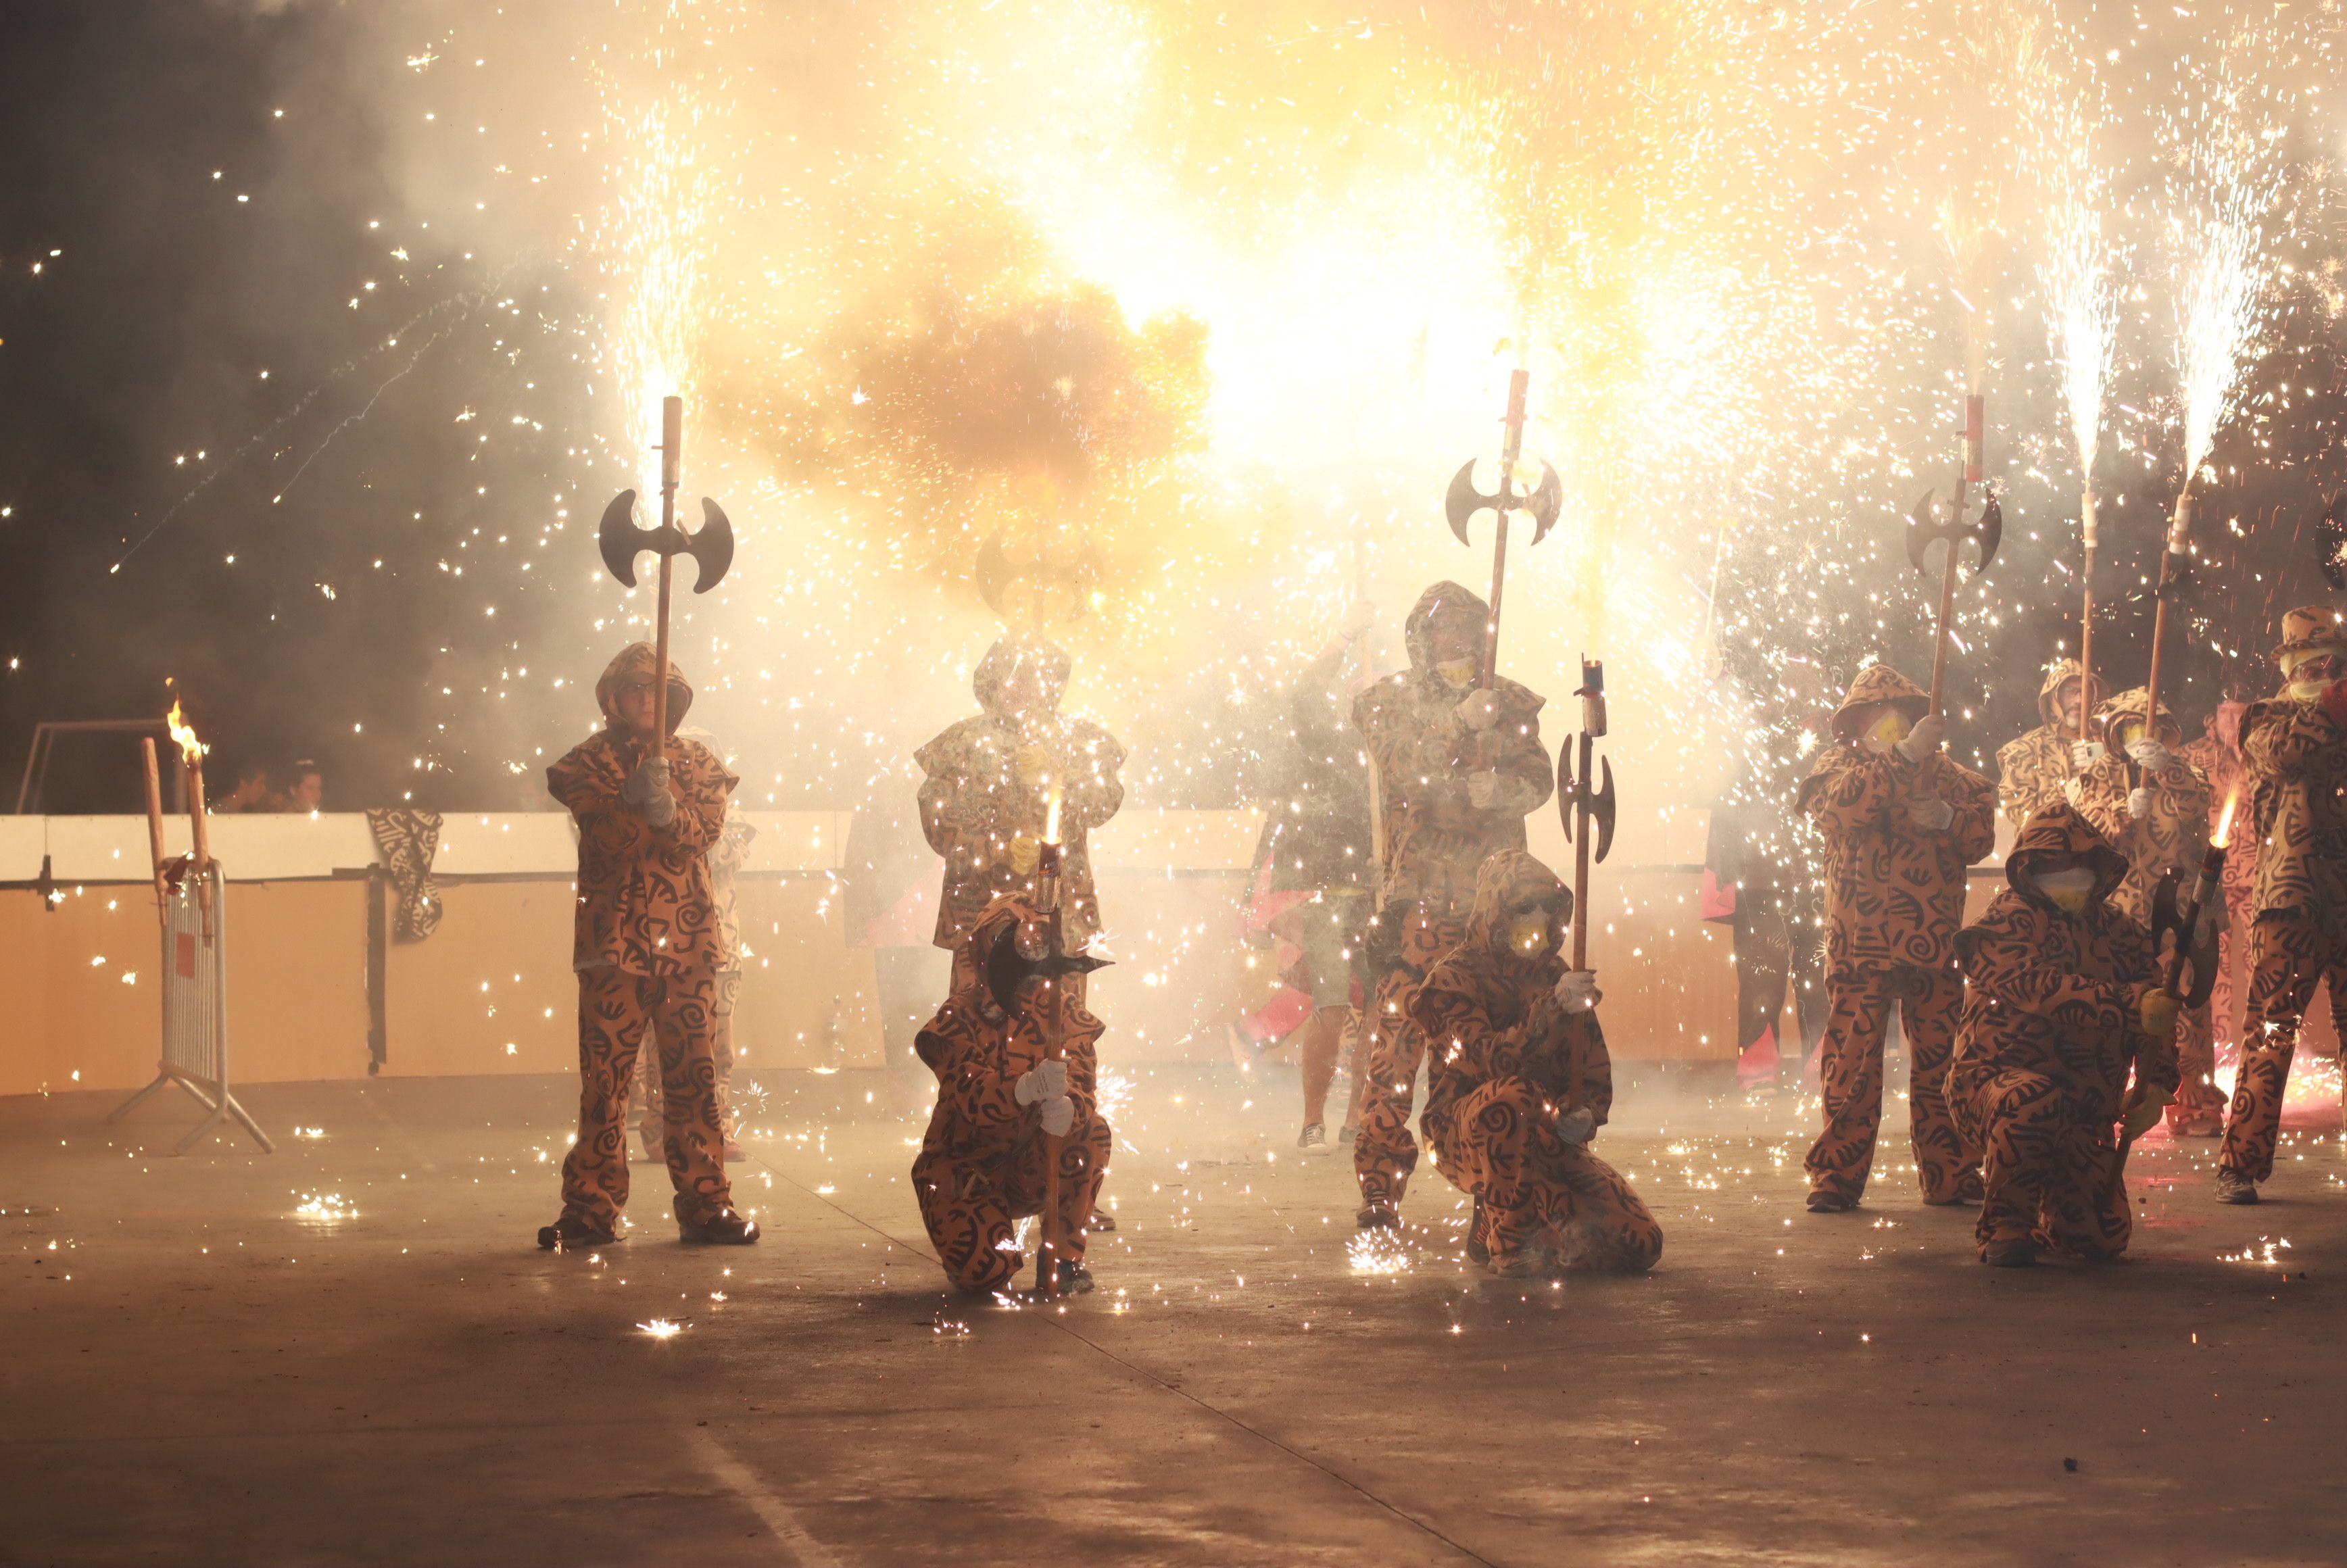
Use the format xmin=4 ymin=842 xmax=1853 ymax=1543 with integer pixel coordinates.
xmin=687 ymin=1424 xmax=845 ymax=1568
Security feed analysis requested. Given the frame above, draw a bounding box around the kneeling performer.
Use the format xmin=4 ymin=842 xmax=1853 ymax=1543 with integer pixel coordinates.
xmin=911 ymin=888 xmax=1111 ymax=1295
xmin=1413 ymin=851 xmax=1662 ymax=1275
xmin=1948 ymin=804 xmax=2178 ymax=1267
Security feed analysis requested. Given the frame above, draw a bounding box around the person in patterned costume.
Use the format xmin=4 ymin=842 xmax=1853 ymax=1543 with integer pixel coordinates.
xmin=1995 ymin=659 xmax=2104 ymax=832
xmin=2068 ymin=686 xmax=2218 ymax=1134
xmin=1413 ymin=851 xmax=1662 ymax=1275
xmin=537 ymin=643 xmax=758 ymax=1250
xmin=1795 ymin=664 xmax=1998 ymax=1212
xmin=2216 ymin=607 xmax=2347 ymax=1204
xmin=910 ymin=891 xmax=1111 ymax=1294
xmin=2179 ymin=688 xmax=2260 ymax=1086
xmin=917 ymin=635 xmax=1124 ymax=953
xmin=1350 ymin=581 xmax=1553 ymax=1229
xmin=1948 ymin=803 xmax=2179 ymax=1266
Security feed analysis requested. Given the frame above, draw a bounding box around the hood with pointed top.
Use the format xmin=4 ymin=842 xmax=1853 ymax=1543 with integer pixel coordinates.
xmin=972 ymin=635 xmax=1071 ymax=718
xmin=1829 ymin=664 xmax=1930 ymax=740
xmin=1403 ymin=580 xmax=1489 ymax=678
xmin=596 ymin=643 xmax=693 ymax=733
xmin=1462 ymin=848 xmax=1573 ymax=962
xmin=2272 ymin=604 xmax=2347 ymax=669
xmin=2035 ymin=658 xmax=2102 ymax=729
xmin=2004 ymin=802 xmax=2130 ymax=910
xmin=2095 ymin=685 xmax=2182 ymax=746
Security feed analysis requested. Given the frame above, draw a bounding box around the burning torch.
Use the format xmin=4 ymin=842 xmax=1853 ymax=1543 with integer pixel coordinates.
xmin=2112 ymin=791 xmax=2235 ymax=1196
xmin=166 ymin=697 xmax=214 ymax=939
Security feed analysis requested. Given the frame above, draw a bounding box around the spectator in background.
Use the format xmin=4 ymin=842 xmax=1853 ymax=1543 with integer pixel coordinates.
xmin=276 ymin=760 xmax=324 ymax=813
xmin=210 ymin=761 xmax=274 ymax=814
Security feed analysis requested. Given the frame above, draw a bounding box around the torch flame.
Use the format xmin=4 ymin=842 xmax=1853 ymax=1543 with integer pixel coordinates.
xmin=2213 ymin=789 xmax=2240 ymax=851
xmin=165 ymin=698 xmax=205 ymax=762
xmin=1044 ymin=785 xmax=1064 ymax=847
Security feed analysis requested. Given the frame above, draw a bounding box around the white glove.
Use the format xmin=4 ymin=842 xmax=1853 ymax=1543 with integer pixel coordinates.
xmin=1340 ymin=600 xmax=1377 ymax=641
xmin=2062 ymin=777 xmax=2085 ymax=808
xmin=2128 ymin=786 xmax=2152 ymax=820
xmin=1906 ymin=796 xmax=1954 ymax=831
xmin=1468 ymin=770 xmax=1504 ymax=810
xmin=2070 ymin=740 xmax=2106 ymax=770
xmin=1553 ymin=970 xmax=1600 ymax=1013
xmin=1014 ymin=1059 xmax=1068 ymax=1105
xmin=1458 ymin=689 xmax=1504 ymax=731
xmin=1555 ymin=1106 xmax=1597 ymax=1146
xmin=1038 ymin=1096 xmax=1074 ymax=1138
xmin=2126 ymin=737 xmax=2172 ymax=774
xmin=1894 ymin=712 xmax=1947 ymax=764
xmin=621 ymin=756 xmax=671 ymax=806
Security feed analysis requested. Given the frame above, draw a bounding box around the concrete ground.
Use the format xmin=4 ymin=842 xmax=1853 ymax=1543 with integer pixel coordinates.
xmin=5 ymin=1061 xmax=2346 ymax=1568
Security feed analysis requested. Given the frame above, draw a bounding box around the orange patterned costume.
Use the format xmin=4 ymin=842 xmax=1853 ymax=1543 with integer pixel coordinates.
xmin=1351 ymin=581 xmax=1553 ymax=1222
xmin=2071 ymin=687 xmax=2219 ymax=1133
xmin=1994 ymin=659 xmax=2101 ymax=833
xmin=1414 ymin=852 xmax=1662 ymax=1274
xmin=2220 ymin=609 xmax=2347 ymax=1197
xmin=542 ymin=645 xmax=746 ymax=1243
xmin=1949 ymin=804 xmax=2175 ymax=1262
xmin=2179 ymin=700 xmax=2259 ymax=1073
xmin=911 ymin=892 xmax=1111 ymax=1292
xmin=1795 ymin=665 xmax=1997 ymax=1206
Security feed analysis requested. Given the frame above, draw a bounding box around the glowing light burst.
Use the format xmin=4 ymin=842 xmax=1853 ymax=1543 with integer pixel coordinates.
xmin=165 ymin=697 xmax=205 ymax=762
xmin=2027 ymin=32 xmax=2119 ymax=533
xmin=637 ymin=1317 xmax=686 ymax=1338
xmin=1346 ymin=1228 xmax=1409 ymax=1277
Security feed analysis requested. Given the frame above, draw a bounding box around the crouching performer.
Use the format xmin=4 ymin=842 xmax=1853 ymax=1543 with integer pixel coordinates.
xmin=539 ymin=644 xmax=757 ymax=1250
xmin=1948 ymin=804 xmax=2179 ymax=1267
xmin=911 ymin=888 xmax=1111 ymax=1295
xmin=1413 ymin=852 xmax=1662 ymax=1276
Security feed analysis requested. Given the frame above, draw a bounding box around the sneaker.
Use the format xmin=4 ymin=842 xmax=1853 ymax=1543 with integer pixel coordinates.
xmin=1055 ymin=1259 xmax=1098 ymax=1295
xmin=2169 ymin=1119 xmax=2223 ymax=1140
xmin=535 ymin=1215 xmax=619 ymax=1252
xmin=1806 ymin=1190 xmax=1856 ymax=1214
xmin=722 ymin=1139 xmax=746 ymax=1163
xmin=2214 ymin=1168 xmax=2260 ymax=1205
xmin=1336 ymin=1124 xmax=1359 ymax=1146
xmin=1297 ymin=1122 xmax=1331 ymax=1156
xmin=1981 ymin=1237 xmax=2037 ymax=1268
xmin=1225 ymin=1023 xmax=1257 ymax=1071
xmin=1356 ymin=1203 xmax=1397 ymax=1230
xmin=677 ymin=1208 xmax=760 ymax=1245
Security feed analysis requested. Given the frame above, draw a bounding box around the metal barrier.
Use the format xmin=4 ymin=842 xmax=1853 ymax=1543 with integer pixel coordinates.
xmin=107 ymin=862 xmax=273 ymax=1154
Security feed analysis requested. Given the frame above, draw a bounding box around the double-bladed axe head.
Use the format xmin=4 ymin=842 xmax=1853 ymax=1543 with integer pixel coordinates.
xmin=2150 ymin=868 xmax=2219 ymax=1009
xmin=1558 ymin=747 xmax=1616 ymax=864
xmin=598 ymin=491 xmax=735 ymax=593
xmin=1905 ymin=488 xmax=2002 ymax=577
xmin=986 ymin=919 xmax=1112 ymax=1016
xmin=2318 ymin=490 xmax=2347 ymax=592
xmin=1446 ymin=458 xmax=1563 ymax=547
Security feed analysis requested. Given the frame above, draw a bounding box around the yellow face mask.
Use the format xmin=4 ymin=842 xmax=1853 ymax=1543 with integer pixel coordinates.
xmin=1506 ymin=913 xmax=1550 ymax=956
xmin=2288 ymin=679 xmax=2329 ymax=703
xmin=1862 ymin=708 xmax=1910 ymax=754
xmin=1436 ymin=658 xmax=1477 ymax=689
xmin=2032 ymin=867 xmax=2097 ymax=915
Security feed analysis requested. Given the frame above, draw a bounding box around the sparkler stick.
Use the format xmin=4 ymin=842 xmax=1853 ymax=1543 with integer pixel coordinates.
xmin=140 ymin=738 xmax=168 ymax=933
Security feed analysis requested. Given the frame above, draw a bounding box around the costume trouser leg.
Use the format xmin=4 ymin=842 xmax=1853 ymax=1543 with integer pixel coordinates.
xmin=913 ymin=1111 xmax=1112 ymax=1292
xmin=1733 ymin=901 xmax=1794 ymax=1089
xmin=559 ymin=967 xmax=734 ymax=1230
xmin=1352 ymin=908 xmax=1466 ymax=1214
xmin=624 ymin=966 xmax=742 ymax=1149
xmin=1438 ymin=1079 xmax=1663 ymax=1273
xmin=2221 ymin=910 xmax=2347 ymax=1182
xmin=1806 ymin=967 xmax=1973 ymax=1204
xmin=2167 ymin=996 xmax=2226 ymax=1131
xmin=1956 ymin=1066 xmax=2129 ymax=1258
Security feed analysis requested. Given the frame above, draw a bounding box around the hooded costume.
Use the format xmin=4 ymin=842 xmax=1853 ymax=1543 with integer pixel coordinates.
xmin=543 ymin=644 xmax=744 ymax=1238
xmin=910 ymin=891 xmax=1111 ymax=1292
xmin=917 ymin=635 xmax=1125 ymax=951
xmin=1793 ymin=664 xmax=1998 ymax=1206
xmin=1995 ymin=660 xmax=2101 ymax=832
xmin=1349 ymin=581 xmax=1554 ymax=1221
xmin=1949 ymin=804 xmax=2174 ymax=1260
xmin=2069 ymin=687 xmax=2220 ymax=1133
xmin=1412 ymin=852 xmax=1662 ymax=1273
xmin=2219 ymin=607 xmax=2347 ymax=1191
xmin=2179 ymin=695 xmax=2260 ymax=1106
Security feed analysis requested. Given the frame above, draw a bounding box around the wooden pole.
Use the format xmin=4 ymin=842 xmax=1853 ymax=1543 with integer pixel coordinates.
xmin=140 ymin=738 xmax=169 ymax=932
xmin=185 ymin=747 xmax=214 ymax=940
xmin=2077 ymin=486 xmax=2097 ymax=764
xmin=1035 ymin=839 xmax=1065 ymax=1302
xmin=1571 ymin=730 xmax=1595 ymax=972
xmin=1925 ymin=396 xmax=1984 ymax=720
xmin=650 ymin=395 xmax=682 ymax=760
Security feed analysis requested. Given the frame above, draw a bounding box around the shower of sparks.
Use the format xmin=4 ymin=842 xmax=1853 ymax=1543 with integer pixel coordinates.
xmin=1346 ymin=1228 xmax=1410 ymax=1277
xmin=2029 ymin=30 xmax=2119 ymax=538
xmin=637 ymin=1317 xmax=686 ymax=1338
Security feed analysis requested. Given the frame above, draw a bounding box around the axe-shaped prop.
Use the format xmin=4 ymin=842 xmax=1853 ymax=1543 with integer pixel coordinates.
xmin=1558 ymin=659 xmax=1616 ymax=973
xmin=1447 ymin=369 xmax=1562 ymax=688
xmin=2315 ymin=489 xmax=2347 ymax=591
xmin=1906 ymin=394 xmax=2003 ymax=720
xmin=598 ymin=397 xmax=736 ymax=757
xmin=975 ymin=532 xmax=1102 ymax=629
xmin=2109 ymin=798 xmax=2232 ymax=1203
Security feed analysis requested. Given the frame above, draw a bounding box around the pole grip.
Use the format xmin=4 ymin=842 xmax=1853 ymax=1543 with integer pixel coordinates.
xmin=141 ymin=739 xmax=168 ymax=929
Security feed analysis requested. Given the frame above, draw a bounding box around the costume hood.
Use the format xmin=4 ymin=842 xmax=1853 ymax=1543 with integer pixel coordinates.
xmin=1829 ymin=664 xmax=1931 ymax=740
xmin=2095 ymin=685 xmax=2181 ymax=745
xmin=1403 ymin=581 xmax=1491 ymax=679
xmin=973 ymin=635 xmax=1071 ymax=718
xmin=2271 ymin=604 xmax=2347 ymax=670
xmin=1461 ymin=848 xmax=1573 ymax=961
xmin=2035 ymin=658 xmax=2102 ymax=729
xmin=2004 ymin=802 xmax=2130 ymax=911
xmin=596 ymin=643 xmax=693 ymax=733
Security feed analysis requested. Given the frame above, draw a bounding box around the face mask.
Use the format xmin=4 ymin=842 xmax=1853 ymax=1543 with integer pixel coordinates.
xmin=2288 ymin=679 xmax=2329 ymax=703
xmin=2032 ymin=867 xmax=2097 ymax=914
xmin=1436 ymin=658 xmax=1477 ymax=689
xmin=1506 ymin=914 xmax=1550 ymax=956
xmin=1860 ymin=709 xmax=1910 ymax=755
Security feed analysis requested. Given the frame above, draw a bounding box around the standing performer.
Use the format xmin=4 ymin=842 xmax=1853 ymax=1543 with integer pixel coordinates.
xmin=2068 ymin=688 xmax=2218 ymax=1135
xmin=537 ymin=645 xmax=758 ymax=1249
xmin=1351 ymin=581 xmax=1552 ymax=1229
xmin=911 ymin=890 xmax=1111 ymax=1294
xmin=1413 ymin=851 xmax=1662 ymax=1275
xmin=2180 ymin=685 xmax=2261 ymax=1064
xmin=1796 ymin=664 xmax=1998 ymax=1211
xmin=1995 ymin=659 xmax=2104 ymax=831
xmin=917 ymin=635 xmax=1125 ymax=952
xmin=1948 ymin=804 xmax=2177 ymax=1266
xmin=2217 ymin=607 xmax=2347 ymax=1204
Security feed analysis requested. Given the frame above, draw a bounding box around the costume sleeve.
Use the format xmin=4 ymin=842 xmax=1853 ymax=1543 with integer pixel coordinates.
xmin=2132 ymin=1021 xmax=2182 ymax=1096
xmin=1063 ymin=722 xmax=1125 ymax=834
xmin=1486 ymin=700 xmax=1555 ymax=817
xmin=1799 ymin=749 xmax=1904 ymax=840
xmin=661 ymin=746 xmax=736 ymax=854
xmin=1361 ymin=690 xmax=1472 ymax=805
xmin=548 ymin=748 xmax=651 ymax=860
xmin=2244 ymin=702 xmax=2341 ymax=782
xmin=1409 ymin=966 xmax=1528 ymax=1081
xmin=917 ymin=1002 xmax=1029 ymax=1159
xmin=1956 ymin=898 xmax=2133 ymax=1033
xmin=916 ymin=727 xmax=993 ymax=857
xmin=1568 ymin=1012 xmax=1614 ymax=1127
xmin=2072 ymin=750 xmax=2133 ymax=845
